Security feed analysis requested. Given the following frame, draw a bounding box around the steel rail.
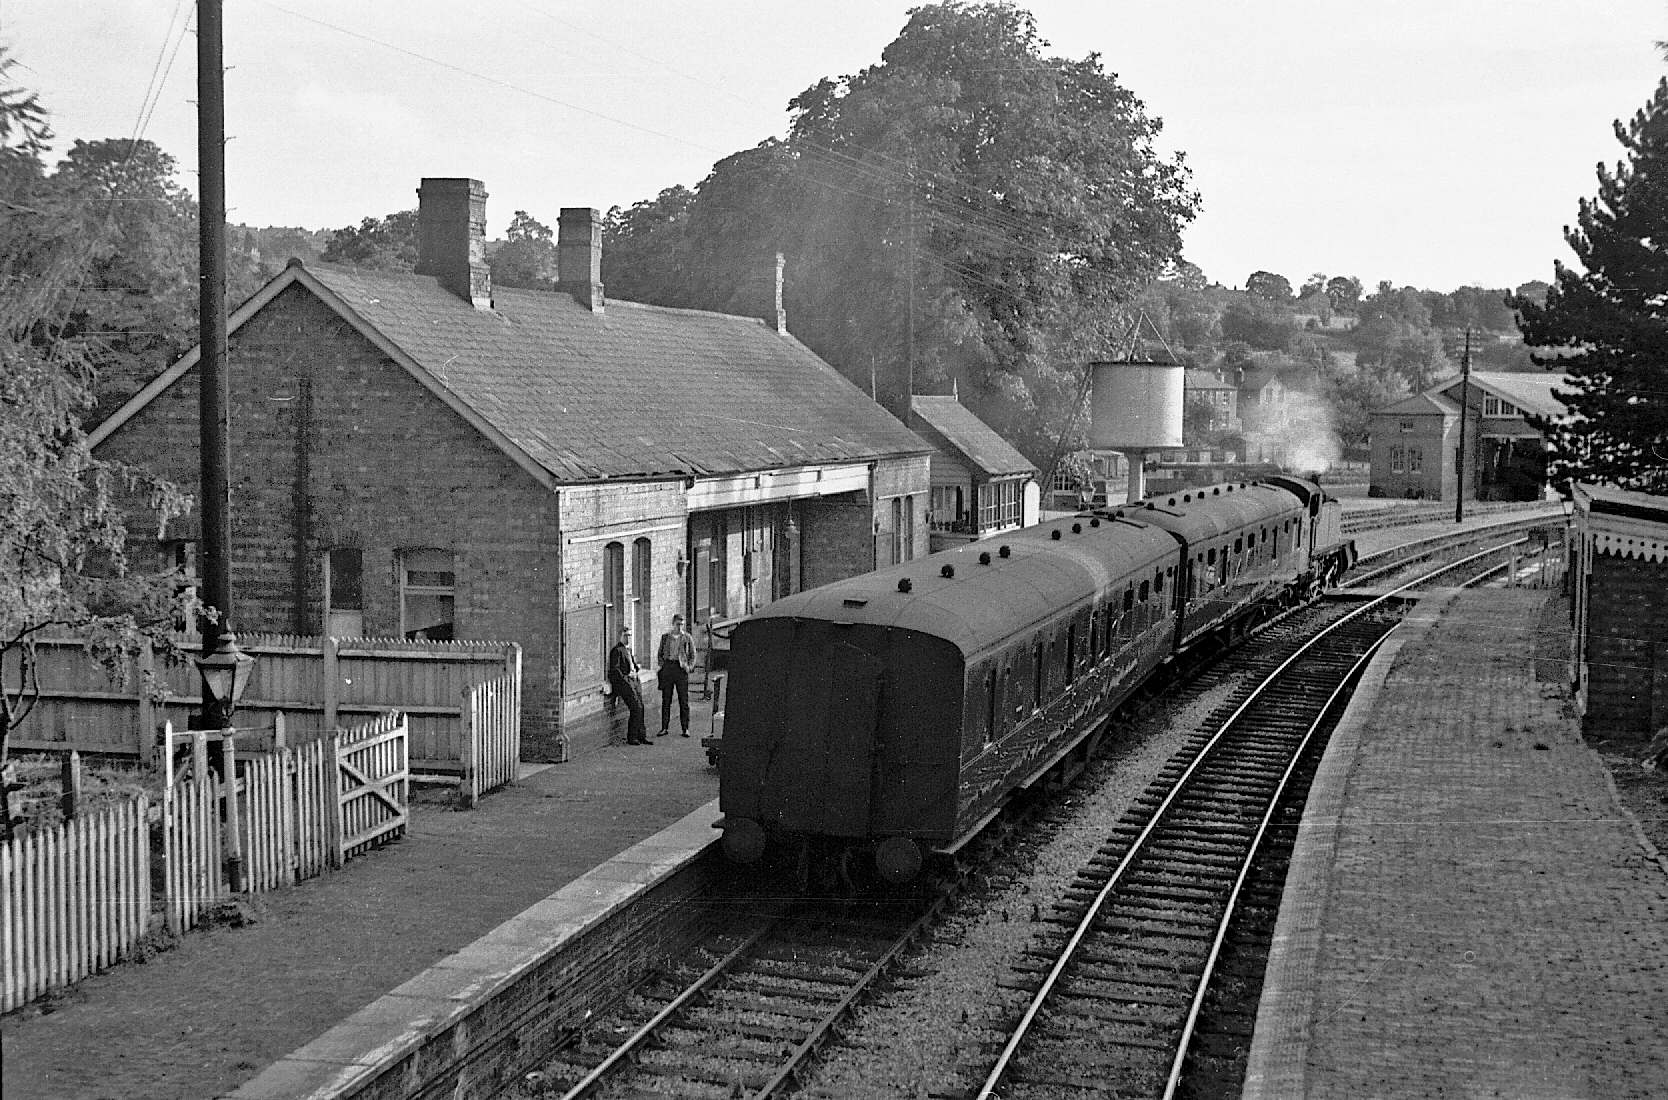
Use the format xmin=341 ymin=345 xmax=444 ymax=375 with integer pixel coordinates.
xmin=1159 ymin=638 xmax=1385 ymax=1098
xmin=554 ymin=919 xmax=775 ymax=1100
xmin=974 ymin=539 xmax=1523 ymax=1100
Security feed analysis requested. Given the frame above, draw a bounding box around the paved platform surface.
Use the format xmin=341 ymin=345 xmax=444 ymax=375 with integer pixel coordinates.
xmin=1243 ymin=589 xmax=1668 ymax=1099
xmin=1346 ymin=501 xmax=1563 ymax=560
xmin=1 ymin=700 xmax=721 ymax=1100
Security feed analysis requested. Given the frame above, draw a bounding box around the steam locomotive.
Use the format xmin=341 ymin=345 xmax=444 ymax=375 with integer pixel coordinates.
xmin=716 ymin=475 xmax=1354 ymax=885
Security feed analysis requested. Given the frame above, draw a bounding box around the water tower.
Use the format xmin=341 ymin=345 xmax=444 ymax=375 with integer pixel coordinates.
xmin=1089 ymin=359 xmax=1184 ymax=503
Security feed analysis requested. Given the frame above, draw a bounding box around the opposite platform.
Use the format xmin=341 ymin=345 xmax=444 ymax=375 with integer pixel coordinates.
xmin=1243 ymin=589 xmax=1668 ymax=1098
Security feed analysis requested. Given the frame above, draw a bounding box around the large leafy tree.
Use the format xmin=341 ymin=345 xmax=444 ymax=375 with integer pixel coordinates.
xmin=321 ymin=208 xmax=419 ymax=270
xmin=1 ymin=50 xmax=199 ymax=836
xmin=488 ymin=210 xmax=558 ymax=289
xmin=1514 ymin=77 xmax=1668 ymax=491
xmin=601 ymin=2 xmax=1197 ymax=468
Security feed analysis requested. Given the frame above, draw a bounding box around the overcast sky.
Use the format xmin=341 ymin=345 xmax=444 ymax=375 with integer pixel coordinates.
xmin=3 ymin=1 xmax=1661 ymax=292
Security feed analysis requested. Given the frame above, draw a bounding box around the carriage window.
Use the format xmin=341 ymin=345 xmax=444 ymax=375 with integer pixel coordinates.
xmin=1139 ymin=580 xmax=1150 ymax=603
xmin=985 ymin=666 xmax=998 ymax=745
xmin=1033 ymin=640 xmax=1045 ymax=710
xmin=1154 ymin=569 xmax=1164 ymax=594
xmin=1235 ymin=537 xmax=1243 ymax=554
xmin=1123 ymin=588 xmax=1135 ymax=612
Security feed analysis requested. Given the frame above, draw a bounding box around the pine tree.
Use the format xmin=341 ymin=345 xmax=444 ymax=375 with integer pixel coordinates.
xmin=1514 ymin=77 xmax=1668 ymax=492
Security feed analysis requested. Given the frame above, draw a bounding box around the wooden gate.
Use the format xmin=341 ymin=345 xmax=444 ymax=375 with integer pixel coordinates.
xmin=336 ymin=713 xmax=409 ymax=861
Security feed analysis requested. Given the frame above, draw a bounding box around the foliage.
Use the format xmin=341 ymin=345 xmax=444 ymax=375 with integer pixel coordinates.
xmin=321 ymin=208 xmax=419 ymax=270
xmin=488 ymin=210 xmax=557 ymax=289
xmin=1324 ymin=275 xmax=1362 ymax=313
xmin=1245 ymin=270 xmax=1293 ymax=302
xmin=1219 ymin=298 xmax=1295 ymax=351
xmin=1513 ymin=77 xmax=1668 ymax=492
xmin=1 ymin=50 xmax=201 ymax=836
xmin=598 ymin=2 xmax=1198 ymax=467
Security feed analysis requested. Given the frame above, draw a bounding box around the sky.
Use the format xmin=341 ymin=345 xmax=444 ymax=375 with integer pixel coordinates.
xmin=2 ymin=0 xmax=1662 ymax=292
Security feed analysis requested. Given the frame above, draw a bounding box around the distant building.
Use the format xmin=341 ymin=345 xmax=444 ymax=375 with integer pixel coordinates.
xmin=910 ymin=395 xmax=1039 ymax=549
xmin=1572 ymin=484 xmax=1668 ymax=741
xmin=1368 ymin=371 xmax=1569 ymax=501
xmin=1184 ymin=367 xmax=1239 ymax=432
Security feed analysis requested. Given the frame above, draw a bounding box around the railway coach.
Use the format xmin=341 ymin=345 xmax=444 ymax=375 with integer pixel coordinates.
xmin=717 ymin=478 xmax=1351 ymax=886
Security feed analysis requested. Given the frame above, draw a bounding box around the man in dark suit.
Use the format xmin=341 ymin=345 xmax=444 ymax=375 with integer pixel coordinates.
xmin=608 ymin=627 xmax=649 ymax=746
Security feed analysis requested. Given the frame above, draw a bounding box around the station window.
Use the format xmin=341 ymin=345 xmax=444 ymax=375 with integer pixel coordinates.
xmin=400 ymin=548 xmax=455 ymax=641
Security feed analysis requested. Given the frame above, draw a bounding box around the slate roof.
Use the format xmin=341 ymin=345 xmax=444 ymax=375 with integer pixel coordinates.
xmin=1378 ymin=392 xmax=1459 ymax=417
xmin=1439 ymin=371 xmax=1571 ymax=419
xmin=294 ymin=264 xmax=928 ymax=482
xmin=909 ymin=396 xmax=1036 ymax=478
xmin=1183 ymin=368 xmax=1235 ymax=391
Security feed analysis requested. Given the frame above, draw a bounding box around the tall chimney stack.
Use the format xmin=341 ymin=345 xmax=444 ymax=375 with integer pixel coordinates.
xmin=557 ymin=207 xmax=604 ymax=312
xmin=414 ymin=178 xmax=491 ymax=309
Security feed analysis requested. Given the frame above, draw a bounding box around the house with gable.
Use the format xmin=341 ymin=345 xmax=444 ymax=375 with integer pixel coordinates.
xmin=909 ymin=395 xmax=1039 ymax=550
xmin=1368 ymin=370 xmax=1569 ymax=501
xmin=91 ymin=178 xmax=931 ymax=758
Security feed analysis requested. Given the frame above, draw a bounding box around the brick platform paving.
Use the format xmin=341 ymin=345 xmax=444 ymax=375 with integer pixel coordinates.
xmin=0 ymin=702 xmax=720 ymax=1100
xmin=1244 ymin=589 xmax=1668 ymax=1099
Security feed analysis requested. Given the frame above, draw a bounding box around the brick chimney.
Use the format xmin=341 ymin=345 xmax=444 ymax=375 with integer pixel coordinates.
xmin=414 ymin=178 xmax=491 ymax=309
xmin=557 ymin=207 xmax=604 ymax=312
xmin=749 ymin=251 xmax=787 ymax=334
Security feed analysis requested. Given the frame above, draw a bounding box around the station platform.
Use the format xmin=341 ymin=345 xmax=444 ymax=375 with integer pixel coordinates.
xmin=1243 ymin=588 xmax=1668 ymax=1098
xmin=0 ymin=699 xmax=723 ymax=1100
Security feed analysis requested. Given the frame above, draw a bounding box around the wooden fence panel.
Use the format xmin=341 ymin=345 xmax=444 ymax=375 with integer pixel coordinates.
xmin=462 ymin=670 xmax=522 ymax=805
xmin=7 ymin=637 xmax=518 ymax=775
xmin=2 ymin=797 xmax=150 ymax=1013
xmin=163 ymin=780 xmax=223 ymax=934
xmin=337 ymin=714 xmax=409 ymax=861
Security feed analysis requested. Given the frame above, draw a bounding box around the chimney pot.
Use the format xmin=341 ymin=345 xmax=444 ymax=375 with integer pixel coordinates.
xmin=557 ymin=207 xmax=604 ymax=312
xmin=415 ymin=178 xmax=491 ymax=309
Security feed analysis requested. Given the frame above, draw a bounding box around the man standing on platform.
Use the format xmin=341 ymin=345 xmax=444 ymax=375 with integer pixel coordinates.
xmin=656 ymin=613 xmax=696 ymax=738
xmin=608 ymin=627 xmax=649 ymax=746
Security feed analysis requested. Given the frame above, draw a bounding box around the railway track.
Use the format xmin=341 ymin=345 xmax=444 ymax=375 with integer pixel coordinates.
xmin=507 ymin=538 xmax=1526 ymax=1100
xmin=969 ymin=541 xmax=1520 ymax=1099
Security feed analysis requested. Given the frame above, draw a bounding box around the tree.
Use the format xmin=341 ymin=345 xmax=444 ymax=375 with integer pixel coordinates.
xmin=1219 ymin=298 xmax=1295 ymax=351
xmin=488 ymin=210 xmax=557 ymax=289
xmin=1245 ymin=270 xmax=1293 ymax=302
xmin=600 ymin=2 xmax=1198 ymax=467
xmin=1326 ymin=366 xmax=1409 ymax=460
xmin=2 ymin=54 xmax=200 ymax=837
xmin=1514 ymin=78 xmax=1668 ymax=491
xmin=1324 ymin=275 xmax=1362 ymax=313
xmin=1299 ymin=272 xmax=1328 ymax=298
xmin=321 ymin=209 xmax=419 ymax=270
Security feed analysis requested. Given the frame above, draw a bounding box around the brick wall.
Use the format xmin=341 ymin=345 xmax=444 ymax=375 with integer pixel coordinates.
xmin=96 ymin=286 xmax=568 ymax=759
xmin=1583 ymin=552 xmax=1668 ymax=739
xmin=558 ymin=481 xmax=688 ymax=754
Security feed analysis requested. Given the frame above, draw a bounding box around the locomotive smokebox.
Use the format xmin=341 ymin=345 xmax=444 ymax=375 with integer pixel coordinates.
xmin=1089 ymin=360 xmax=1184 ymax=502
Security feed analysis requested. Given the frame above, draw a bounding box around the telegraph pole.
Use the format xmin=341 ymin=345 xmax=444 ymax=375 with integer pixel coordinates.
xmin=197 ymin=0 xmax=233 ymax=708
xmin=1454 ymin=327 xmax=1475 ymax=524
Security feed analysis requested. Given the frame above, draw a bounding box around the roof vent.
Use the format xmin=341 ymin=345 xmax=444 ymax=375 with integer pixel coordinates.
xmin=1146 ymin=502 xmax=1156 ymax=510
xmin=896 ymin=579 xmax=911 ymax=594
xmin=1213 ymin=487 xmax=1221 ymax=495
xmin=1090 ymin=518 xmax=1101 ymax=527
xmin=1182 ymin=494 xmax=1191 ymax=503
xmin=940 ymin=564 xmax=956 ymax=578
xmin=979 ymin=551 xmax=992 ymax=565
xmin=1050 ymin=529 xmax=1062 ymax=540
xmin=1170 ymin=497 xmax=1178 ymax=505
xmin=1071 ymin=522 xmax=1082 ymax=534
xmin=999 ymin=545 xmax=1011 ymax=558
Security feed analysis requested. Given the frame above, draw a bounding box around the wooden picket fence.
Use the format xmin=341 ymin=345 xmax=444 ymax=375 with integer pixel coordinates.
xmin=1 ymin=713 xmax=410 ymax=1012
xmin=459 ymin=670 xmax=521 ymax=807
xmin=1 ymin=797 xmax=152 ymax=1013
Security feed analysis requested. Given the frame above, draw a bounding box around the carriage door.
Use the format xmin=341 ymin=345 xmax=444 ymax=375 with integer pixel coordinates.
xmin=783 ymin=640 xmax=882 ymax=836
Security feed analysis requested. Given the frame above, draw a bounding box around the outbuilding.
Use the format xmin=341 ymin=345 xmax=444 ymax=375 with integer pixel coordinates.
xmin=910 ymin=395 xmax=1039 ymax=550
xmin=91 ymin=177 xmax=931 ymax=757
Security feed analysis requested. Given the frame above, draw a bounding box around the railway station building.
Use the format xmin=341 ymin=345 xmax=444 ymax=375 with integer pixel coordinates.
xmin=909 ymin=395 xmax=1040 ymax=550
xmin=1368 ymin=371 xmax=1569 ymax=501
xmin=91 ymin=177 xmax=931 ymax=759
xmin=1571 ymin=484 xmax=1668 ymax=742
